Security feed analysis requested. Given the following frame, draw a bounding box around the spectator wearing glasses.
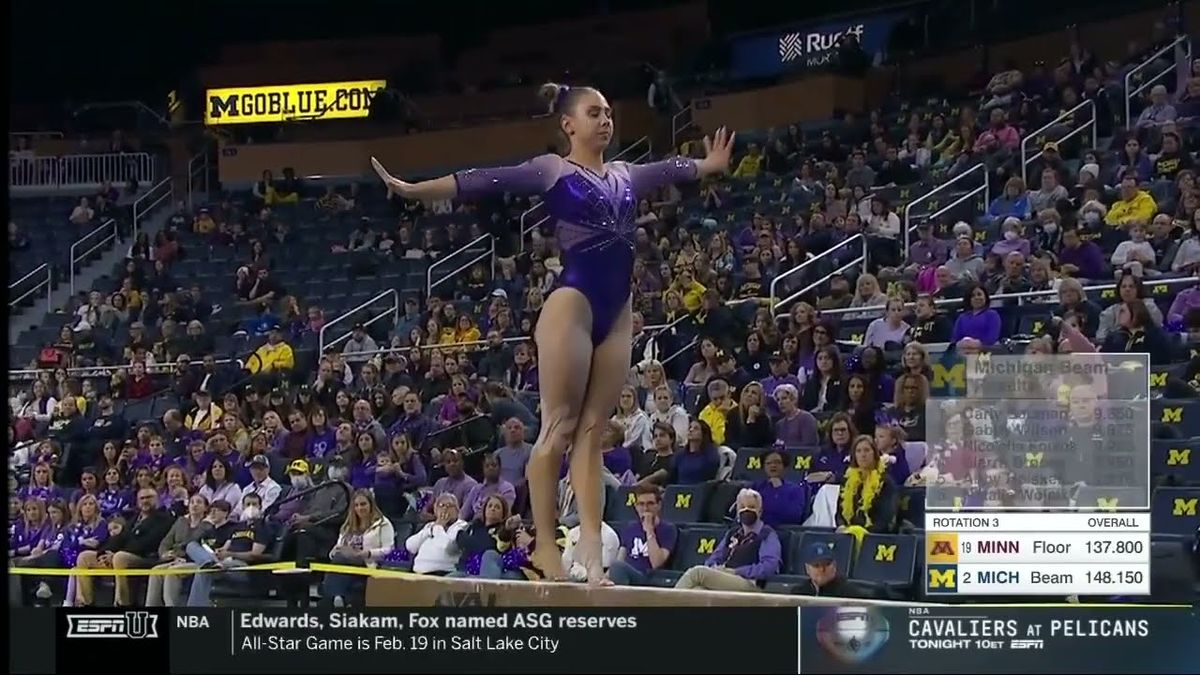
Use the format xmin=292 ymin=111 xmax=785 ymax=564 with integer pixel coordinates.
xmin=606 ymin=484 xmax=676 ymax=586
xmin=109 ymin=487 xmax=174 ymax=606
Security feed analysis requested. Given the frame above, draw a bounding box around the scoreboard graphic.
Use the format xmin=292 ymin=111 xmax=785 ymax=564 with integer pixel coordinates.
xmin=923 ymin=514 xmax=1151 ymax=596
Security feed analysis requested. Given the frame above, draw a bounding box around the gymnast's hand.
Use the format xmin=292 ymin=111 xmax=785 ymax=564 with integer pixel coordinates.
xmin=370 ymin=157 xmax=414 ymax=200
xmin=698 ymin=126 xmax=737 ymax=176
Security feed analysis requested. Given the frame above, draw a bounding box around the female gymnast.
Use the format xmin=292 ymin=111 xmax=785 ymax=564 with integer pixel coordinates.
xmin=372 ymin=82 xmax=733 ymax=584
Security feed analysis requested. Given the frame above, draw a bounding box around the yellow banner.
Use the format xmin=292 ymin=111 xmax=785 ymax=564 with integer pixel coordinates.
xmin=204 ymin=80 xmax=387 ymax=125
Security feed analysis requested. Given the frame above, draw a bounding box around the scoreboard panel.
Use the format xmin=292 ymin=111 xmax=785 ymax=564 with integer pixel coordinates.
xmin=923 ymin=513 xmax=1151 ymax=596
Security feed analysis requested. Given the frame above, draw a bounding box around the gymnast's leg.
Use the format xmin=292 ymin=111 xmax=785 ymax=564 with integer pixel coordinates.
xmin=527 ymin=288 xmax=594 ymax=579
xmin=569 ymin=303 xmax=633 ymax=587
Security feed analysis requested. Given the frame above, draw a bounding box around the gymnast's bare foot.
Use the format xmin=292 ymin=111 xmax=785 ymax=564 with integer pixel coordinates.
xmin=529 ymin=545 xmax=567 ymax=581
xmin=574 ymin=535 xmax=610 ymax=588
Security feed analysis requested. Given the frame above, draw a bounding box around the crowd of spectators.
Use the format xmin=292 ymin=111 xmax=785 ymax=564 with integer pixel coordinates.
xmin=9 ymin=32 xmax=1200 ymax=606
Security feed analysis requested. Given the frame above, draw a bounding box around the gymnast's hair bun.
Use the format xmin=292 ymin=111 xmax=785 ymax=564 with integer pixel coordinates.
xmin=538 ymin=82 xmax=566 ymax=113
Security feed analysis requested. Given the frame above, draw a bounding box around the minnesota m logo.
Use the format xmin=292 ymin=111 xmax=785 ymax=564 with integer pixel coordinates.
xmin=1173 ymin=498 xmax=1198 ymax=516
xmin=1167 ymin=449 xmax=1191 ymax=465
xmin=1161 ymin=407 xmax=1183 ymax=423
xmin=875 ymin=544 xmax=896 ymax=562
xmin=697 ymin=537 xmax=717 ymax=554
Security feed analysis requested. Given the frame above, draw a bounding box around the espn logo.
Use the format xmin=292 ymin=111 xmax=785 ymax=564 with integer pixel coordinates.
xmin=66 ymin=612 xmax=159 ymax=639
xmin=1009 ymin=639 xmax=1044 ymax=650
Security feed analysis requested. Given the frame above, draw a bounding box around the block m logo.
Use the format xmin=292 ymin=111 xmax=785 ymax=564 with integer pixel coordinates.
xmin=1161 ymin=407 xmax=1183 ymax=423
xmin=929 ymin=567 xmax=956 ymax=589
xmin=697 ymin=537 xmax=717 ymax=554
xmin=1173 ymin=498 xmax=1198 ymax=516
xmin=874 ymin=544 xmax=896 ymax=562
xmin=1167 ymin=449 xmax=1191 ymax=466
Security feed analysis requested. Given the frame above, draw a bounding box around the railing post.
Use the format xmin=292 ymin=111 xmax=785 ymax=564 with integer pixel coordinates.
xmin=1020 ymin=99 xmax=1096 ymax=185
xmin=1124 ymin=35 xmax=1191 ymax=128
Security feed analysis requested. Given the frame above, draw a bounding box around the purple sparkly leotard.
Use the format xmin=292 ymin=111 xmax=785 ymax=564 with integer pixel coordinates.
xmin=454 ymin=154 xmax=698 ymax=344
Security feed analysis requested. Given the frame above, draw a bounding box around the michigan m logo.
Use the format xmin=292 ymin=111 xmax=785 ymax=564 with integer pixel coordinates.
xmin=1173 ymin=498 xmax=1198 ymax=516
xmin=929 ymin=567 xmax=957 ymax=589
xmin=875 ymin=544 xmax=896 ymax=562
xmin=932 ymin=363 xmax=965 ymax=392
xmin=674 ymin=493 xmax=692 ymax=509
xmin=626 ymin=492 xmax=637 ymax=506
xmin=1097 ymin=497 xmax=1119 ymax=511
xmin=697 ymin=537 xmax=717 ymax=554
xmin=746 ymin=455 xmax=762 ymax=470
xmin=1025 ymin=452 xmax=1044 ymax=467
xmin=1167 ymin=449 xmax=1191 ymax=466
xmin=1150 ymin=372 xmax=1168 ymax=388
xmin=1162 ymin=407 xmax=1183 ymax=424
xmin=794 ymin=455 xmax=811 ymax=470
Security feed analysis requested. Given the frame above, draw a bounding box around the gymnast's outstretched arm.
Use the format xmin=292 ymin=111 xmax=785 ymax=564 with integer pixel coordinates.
xmin=371 ymin=153 xmax=562 ymax=202
xmin=623 ymin=126 xmax=735 ymax=195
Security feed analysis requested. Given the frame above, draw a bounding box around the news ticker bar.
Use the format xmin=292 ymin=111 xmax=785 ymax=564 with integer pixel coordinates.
xmin=923 ymin=513 xmax=1152 ymax=596
xmin=9 ymin=606 xmax=1199 ymax=674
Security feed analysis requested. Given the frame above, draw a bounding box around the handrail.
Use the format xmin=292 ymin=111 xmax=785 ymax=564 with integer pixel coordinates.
xmin=8 ymin=263 xmax=53 ymax=313
xmin=1020 ymin=99 xmax=1096 ymax=185
xmin=903 ymin=163 xmax=989 ymax=255
xmin=661 ymin=336 xmax=699 ymax=368
xmin=819 ymin=275 xmax=1200 ymax=319
xmin=769 ymin=234 xmax=867 ymax=311
xmin=69 ymin=218 xmax=118 ymax=295
xmin=777 ymin=248 xmax=873 ymax=317
xmin=614 ymin=135 xmax=652 ymax=164
xmin=132 ymin=176 xmax=174 ymax=241
xmin=186 ymin=147 xmax=211 ymax=210
xmin=426 ymin=233 xmax=495 ymax=297
xmin=517 ymin=202 xmax=549 ymax=255
xmin=1124 ymin=35 xmax=1192 ymax=128
xmin=318 ymin=289 xmax=400 ymax=355
xmin=671 ymin=104 xmax=694 ymax=152
xmin=7 ymin=357 xmax=245 ymax=382
xmin=8 ymin=152 xmax=155 ymax=192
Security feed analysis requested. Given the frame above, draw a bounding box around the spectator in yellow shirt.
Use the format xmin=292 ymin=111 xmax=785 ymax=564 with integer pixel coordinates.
xmin=184 ymin=388 xmax=224 ymax=432
xmin=732 ymin=143 xmax=763 ymax=178
xmin=248 ymin=326 xmax=295 ymax=375
xmin=669 ymin=268 xmax=707 ymax=313
xmin=698 ymin=378 xmax=735 ymax=445
xmin=1105 ymin=172 xmax=1157 ymax=227
xmin=193 ymin=208 xmax=217 ymax=235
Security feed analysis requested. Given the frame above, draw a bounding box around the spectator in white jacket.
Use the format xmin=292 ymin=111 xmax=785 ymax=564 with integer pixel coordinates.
xmin=406 ymin=493 xmax=466 ymax=574
xmin=342 ymin=324 xmax=379 ymax=364
xmin=612 ymin=385 xmax=652 ymax=451
xmin=646 ymin=385 xmax=689 ymax=448
xmin=1110 ymin=222 xmax=1158 ymax=276
xmin=562 ymin=521 xmax=620 ymax=583
xmin=323 ymin=489 xmax=396 ymax=607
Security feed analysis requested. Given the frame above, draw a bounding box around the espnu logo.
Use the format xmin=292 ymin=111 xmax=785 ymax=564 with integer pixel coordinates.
xmin=67 ymin=612 xmax=159 ymax=639
xmin=778 ymin=24 xmax=865 ymax=63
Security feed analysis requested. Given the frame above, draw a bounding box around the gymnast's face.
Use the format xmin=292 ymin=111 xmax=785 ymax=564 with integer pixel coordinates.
xmin=561 ymin=88 xmax=613 ymax=152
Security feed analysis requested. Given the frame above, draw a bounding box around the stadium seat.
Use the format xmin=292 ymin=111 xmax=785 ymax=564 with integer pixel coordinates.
xmin=671 ymin=524 xmax=728 ymax=571
xmin=662 ymin=483 xmax=711 ymax=524
xmin=733 ymin=447 xmax=769 ymax=482
xmin=1152 ymin=400 xmax=1200 ymax=439
xmin=1150 ymin=440 xmax=1200 ymax=484
xmin=1150 ymin=487 xmax=1200 ymax=540
xmin=606 ymin=486 xmax=639 ymax=523
xmin=898 ymin=486 xmax=927 ymax=528
xmin=849 ymin=533 xmax=917 ymax=598
xmin=703 ymin=480 xmax=746 ymax=523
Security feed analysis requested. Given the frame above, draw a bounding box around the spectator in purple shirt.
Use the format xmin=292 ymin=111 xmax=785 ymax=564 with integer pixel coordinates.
xmin=61 ymin=494 xmax=107 ymax=607
xmin=1058 ymin=227 xmax=1109 ymax=280
xmin=760 ymin=352 xmax=801 ymax=417
xmin=389 ymin=391 xmax=434 ymax=451
xmin=306 ymin=407 xmax=337 ymax=459
xmin=424 ymin=449 xmax=478 ymax=522
xmin=753 ymin=448 xmax=811 ymax=527
xmin=675 ymin=488 xmax=781 ymax=591
xmin=10 ymin=498 xmax=48 ymax=560
xmin=772 ymin=384 xmax=821 ymax=447
xmin=20 ymin=462 xmax=61 ymax=503
xmin=600 ymin=421 xmax=634 ymax=480
xmin=904 ymin=222 xmax=950 ymax=274
xmin=349 ymin=432 xmax=380 ymax=489
xmin=951 ymin=284 xmax=1002 ymax=346
xmin=459 ymin=453 xmax=516 ymax=522
xmin=606 ymin=484 xmax=678 ymax=586
xmin=97 ymin=467 xmax=131 ymax=520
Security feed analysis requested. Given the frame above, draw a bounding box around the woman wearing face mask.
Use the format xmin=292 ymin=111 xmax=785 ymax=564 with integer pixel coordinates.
xmin=323 ymin=489 xmax=396 ymax=607
xmin=837 ymin=436 xmax=899 ymax=535
xmin=989 ymin=217 xmax=1031 ymax=258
